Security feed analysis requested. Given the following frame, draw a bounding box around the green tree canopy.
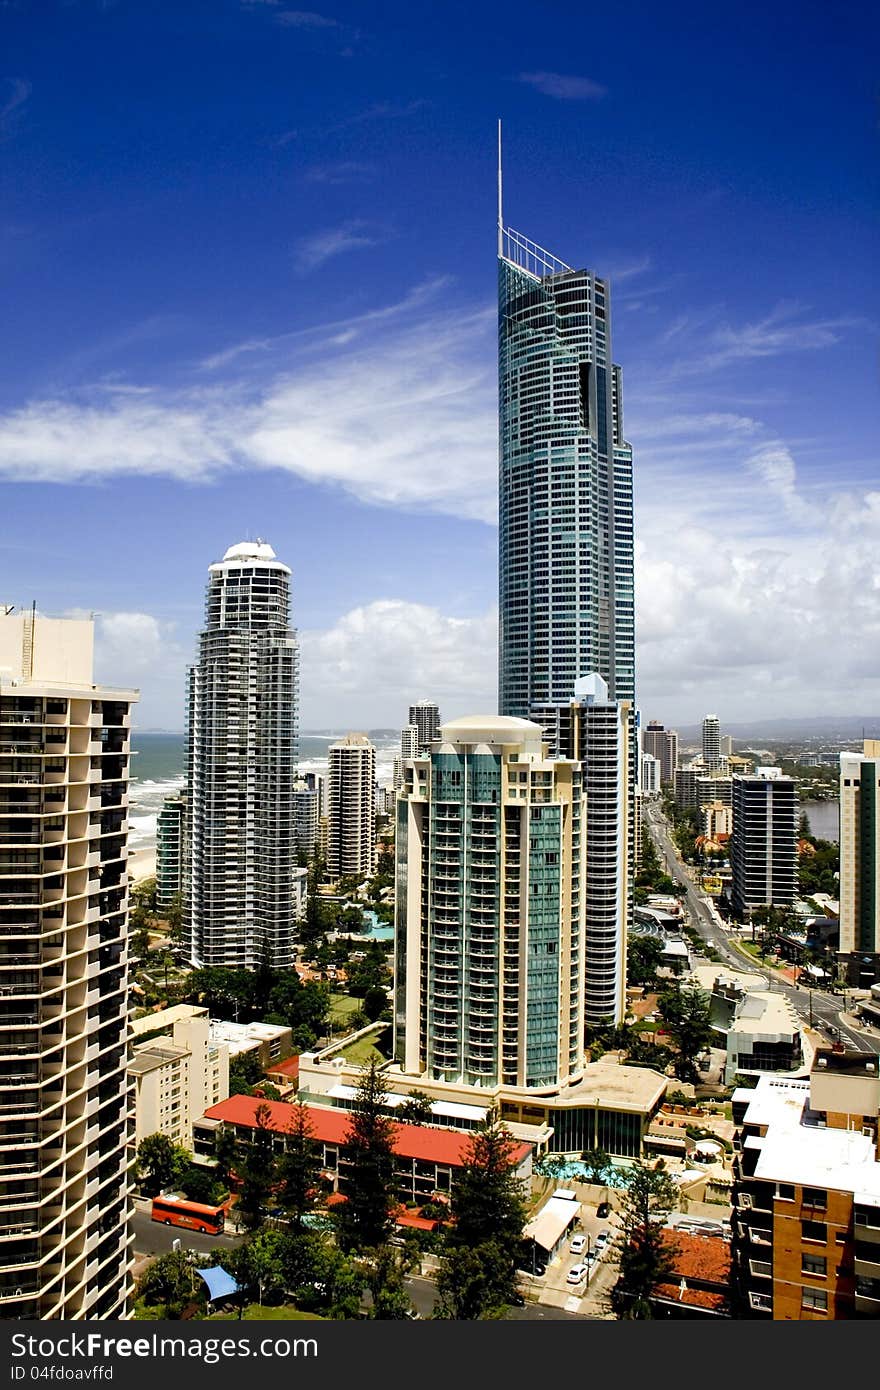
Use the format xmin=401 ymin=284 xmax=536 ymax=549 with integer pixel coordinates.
xmin=657 ymin=983 xmax=713 ymax=1080
xmin=136 ymin=1132 xmax=189 ymax=1198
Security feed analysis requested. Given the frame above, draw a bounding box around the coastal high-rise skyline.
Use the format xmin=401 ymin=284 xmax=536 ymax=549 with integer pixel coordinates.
xmin=839 ymin=741 xmax=880 ymax=986
xmin=186 ymin=540 xmax=300 ymax=970
xmin=497 ymin=177 xmax=635 ymax=716
xmin=327 ymin=733 xmax=377 ymax=881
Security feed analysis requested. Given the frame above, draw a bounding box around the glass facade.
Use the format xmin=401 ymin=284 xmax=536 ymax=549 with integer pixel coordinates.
xmin=498 ymin=248 xmax=634 ymax=715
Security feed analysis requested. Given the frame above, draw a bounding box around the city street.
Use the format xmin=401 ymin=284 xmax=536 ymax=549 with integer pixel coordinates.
xmin=644 ymin=802 xmax=879 ymax=1055
xmin=132 ymin=1206 xmax=242 ymax=1257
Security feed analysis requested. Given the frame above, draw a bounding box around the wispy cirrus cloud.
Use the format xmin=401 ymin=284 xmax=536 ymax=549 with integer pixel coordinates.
xmin=518 ymin=71 xmax=606 ymax=101
xmin=275 ymin=9 xmax=338 ymax=28
xmin=294 ymin=219 xmax=386 ymax=272
xmin=336 ymin=99 xmax=429 ymax=127
xmin=302 ymin=160 xmax=376 ymax=185
xmin=0 ymin=77 xmax=31 ymax=137
xmin=662 ymin=300 xmax=867 ymax=377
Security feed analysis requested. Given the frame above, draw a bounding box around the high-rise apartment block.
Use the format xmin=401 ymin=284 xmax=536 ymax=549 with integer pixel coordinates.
xmin=395 ymin=716 xmax=585 ymax=1087
xmin=530 ymin=675 xmax=632 ymax=1024
xmin=640 ymin=753 xmax=660 ymax=796
xmin=155 ymin=790 xmax=185 ymax=911
xmin=407 ymin=703 xmax=440 ymax=757
xmin=839 ymin=741 xmax=880 ymax=986
xmin=731 ymin=768 xmax=798 ymax=920
xmin=675 ymin=764 xmax=733 ymax=812
xmin=497 ymin=221 xmax=634 ymax=715
xmin=0 ymin=609 xmax=137 ymax=1319
xmin=293 ymin=779 xmax=320 ymax=862
xmin=186 ymin=541 xmax=299 ymax=970
xmin=731 ymin=1050 xmax=880 ymax=1319
xmin=327 ymin=734 xmax=376 ymax=880
xmin=643 ymin=720 xmax=678 ymax=786
xmin=702 ymin=714 xmax=723 ymax=771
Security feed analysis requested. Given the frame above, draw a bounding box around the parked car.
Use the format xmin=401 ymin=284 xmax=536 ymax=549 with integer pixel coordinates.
xmin=595 ymin=1230 xmax=610 ymax=1248
xmin=569 ymin=1234 xmax=587 ymax=1254
xmin=567 ymin=1263 xmax=588 ymax=1284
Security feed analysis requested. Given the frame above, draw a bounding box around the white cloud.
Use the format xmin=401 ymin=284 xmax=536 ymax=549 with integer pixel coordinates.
xmin=0 ymin=292 xmax=497 ymax=521
xmin=0 ymin=78 xmax=30 ymax=135
xmin=294 ymin=220 xmax=385 ymax=272
xmin=302 ymin=160 xmax=376 ymax=185
xmin=518 ymin=71 xmax=606 ymax=101
xmin=299 ymin=600 xmax=497 ymax=725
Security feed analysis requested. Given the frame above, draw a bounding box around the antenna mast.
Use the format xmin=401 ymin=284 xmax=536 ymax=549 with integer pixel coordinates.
xmin=497 ymin=118 xmax=503 ymax=257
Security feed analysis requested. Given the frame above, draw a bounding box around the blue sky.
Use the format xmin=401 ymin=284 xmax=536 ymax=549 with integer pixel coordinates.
xmin=1 ymin=0 xmax=877 ymax=731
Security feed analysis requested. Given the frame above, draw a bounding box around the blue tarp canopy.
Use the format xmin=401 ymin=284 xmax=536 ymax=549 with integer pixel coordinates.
xmin=195 ymin=1266 xmax=241 ymax=1301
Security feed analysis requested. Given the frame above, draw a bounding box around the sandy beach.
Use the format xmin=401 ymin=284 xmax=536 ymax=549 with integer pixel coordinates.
xmin=128 ymin=845 xmax=156 ymax=886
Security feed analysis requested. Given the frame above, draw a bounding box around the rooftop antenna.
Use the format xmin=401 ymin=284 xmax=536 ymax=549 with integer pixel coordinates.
xmin=497 ymin=118 xmax=503 ymax=257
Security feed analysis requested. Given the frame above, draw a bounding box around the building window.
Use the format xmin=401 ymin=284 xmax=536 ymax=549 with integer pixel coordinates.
xmin=802 ymin=1221 xmax=827 ymax=1243
xmin=801 ymin=1288 xmax=827 ymax=1312
xmin=801 ymin=1254 xmax=827 ymax=1278
xmin=777 ymin=1183 xmax=795 ymax=1201
xmin=802 ymin=1188 xmax=827 ymax=1210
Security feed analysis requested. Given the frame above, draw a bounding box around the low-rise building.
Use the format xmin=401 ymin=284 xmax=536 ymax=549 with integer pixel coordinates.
xmin=297 ymin=1051 xmax=667 ymax=1160
xmin=650 ymin=1230 xmax=732 ymax=1318
xmin=200 ymin=1094 xmax=533 ymax=1204
xmin=731 ymin=1049 xmax=880 ymax=1318
xmin=131 ymin=1005 xmax=229 ymax=1151
xmin=709 ymin=974 xmax=802 ymax=1085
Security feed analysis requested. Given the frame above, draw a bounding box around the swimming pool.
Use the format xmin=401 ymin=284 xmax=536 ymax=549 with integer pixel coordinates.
xmin=359 ymin=908 xmax=394 ymax=941
xmin=538 ymin=1158 xmax=635 ymax=1187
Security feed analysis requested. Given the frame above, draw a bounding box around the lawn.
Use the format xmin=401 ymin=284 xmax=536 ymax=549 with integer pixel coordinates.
xmin=339 ymin=1035 xmax=385 ymax=1066
xmin=209 ymin=1304 xmax=324 ymax=1320
xmin=328 ymin=993 xmax=362 ymax=1024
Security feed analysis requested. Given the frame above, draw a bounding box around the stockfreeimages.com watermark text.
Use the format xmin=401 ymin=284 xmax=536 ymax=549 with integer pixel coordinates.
xmin=10 ymin=1331 xmax=317 ymax=1376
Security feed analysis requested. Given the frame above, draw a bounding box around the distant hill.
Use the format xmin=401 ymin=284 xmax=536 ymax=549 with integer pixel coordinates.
xmin=672 ymin=716 xmax=880 ymax=742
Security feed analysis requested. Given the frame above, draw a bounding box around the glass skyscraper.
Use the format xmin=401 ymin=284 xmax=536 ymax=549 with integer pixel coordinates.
xmin=498 ymin=226 xmax=635 ymax=715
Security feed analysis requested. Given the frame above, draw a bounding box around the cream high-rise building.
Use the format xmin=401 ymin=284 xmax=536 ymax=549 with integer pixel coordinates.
xmin=186 ymin=541 xmax=299 ymax=970
xmin=131 ymin=1006 xmax=229 ymax=1152
xmin=327 ymin=734 xmax=376 ymax=880
xmin=0 ymin=608 xmax=137 ymax=1319
xmin=395 ymin=716 xmax=586 ymax=1089
xmin=840 ymin=741 xmax=880 ymax=985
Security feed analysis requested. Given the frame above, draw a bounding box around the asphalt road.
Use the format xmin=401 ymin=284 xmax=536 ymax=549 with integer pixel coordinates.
xmin=133 ymin=1206 xmax=242 ymax=1257
xmin=643 ymin=802 xmax=879 ymax=1056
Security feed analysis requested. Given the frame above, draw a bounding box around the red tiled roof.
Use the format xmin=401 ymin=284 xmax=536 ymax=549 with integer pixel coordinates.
xmin=266 ymin=1056 xmax=300 ymax=1080
xmin=203 ymin=1095 xmax=532 ymax=1169
xmin=663 ymin=1231 xmax=731 ymax=1286
xmin=394 ymin=1212 xmax=439 ymax=1231
xmin=654 ymin=1282 xmax=728 ymax=1312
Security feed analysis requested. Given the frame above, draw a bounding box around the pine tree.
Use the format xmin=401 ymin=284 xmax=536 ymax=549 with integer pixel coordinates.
xmin=277 ymin=1096 xmax=322 ymax=1231
xmin=335 ymin=1059 xmax=396 ymax=1252
xmin=610 ymin=1161 xmax=678 ymax=1319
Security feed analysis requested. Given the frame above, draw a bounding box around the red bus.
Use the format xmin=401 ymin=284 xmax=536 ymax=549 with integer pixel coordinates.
xmin=150 ymin=1195 xmax=225 ymax=1235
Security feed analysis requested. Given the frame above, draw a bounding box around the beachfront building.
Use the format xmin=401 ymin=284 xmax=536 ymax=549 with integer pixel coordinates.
xmin=186 ymin=540 xmax=299 ymax=970
xmin=293 ymin=779 xmax=320 ymax=862
xmin=0 ymin=608 xmax=137 ymax=1319
xmin=839 ymin=741 xmax=880 ymax=986
xmin=155 ymin=790 xmax=185 ymax=911
xmin=407 ymin=702 xmax=440 ymax=757
xmin=730 ymin=768 xmax=798 ymax=921
xmin=327 ymin=734 xmax=376 ymax=880
xmin=497 ymin=219 xmax=634 ymax=715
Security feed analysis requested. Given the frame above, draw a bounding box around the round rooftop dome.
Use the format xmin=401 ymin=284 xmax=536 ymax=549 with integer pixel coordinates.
xmin=439 ymin=715 xmax=544 ymax=745
xmin=221 ymin=540 xmax=277 ymax=562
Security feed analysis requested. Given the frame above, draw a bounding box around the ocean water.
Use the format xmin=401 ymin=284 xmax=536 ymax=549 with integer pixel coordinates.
xmin=128 ymin=730 xmax=400 ymax=854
